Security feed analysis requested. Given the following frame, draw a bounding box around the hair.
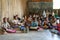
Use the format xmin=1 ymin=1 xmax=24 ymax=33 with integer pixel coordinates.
xmin=16 ymin=15 xmax=18 ymax=16
xmin=3 ymin=17 xmax=7 ymax=23
xmin=13 ymin=16 xmax=16 ymax=19
xmin=32 ymin=17 xmax=35 ymax=21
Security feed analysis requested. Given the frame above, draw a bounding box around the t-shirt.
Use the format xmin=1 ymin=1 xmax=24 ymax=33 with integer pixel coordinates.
xmin=2 ymin=22 xmax=10 ymax=30
xmin=56 ymin=19 xmax=59 ymax=24
xmin=12 ymin=19 xmax=20 ymax=24
xmin=31 ymin=21 xmax=38 ymax=27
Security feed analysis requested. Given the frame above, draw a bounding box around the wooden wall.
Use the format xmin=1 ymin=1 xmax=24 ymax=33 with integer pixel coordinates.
xmin=0 ymin=0 xmax=2 ymax=21
xmin=0 ymin=0 xmax=27 ymax=20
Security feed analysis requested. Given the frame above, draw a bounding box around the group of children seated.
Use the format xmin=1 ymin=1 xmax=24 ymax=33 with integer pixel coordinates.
xmin=0 ymin=14 xmax=60 ymax=34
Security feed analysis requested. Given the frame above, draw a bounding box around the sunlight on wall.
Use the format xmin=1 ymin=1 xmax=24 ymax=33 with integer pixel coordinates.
xmin=53 ymin=0 xmax=60 ymax=9
xmin=1 ymin=0 xmax=27 ymax=20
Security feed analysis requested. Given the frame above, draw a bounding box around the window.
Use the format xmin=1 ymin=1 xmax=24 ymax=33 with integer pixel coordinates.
xmin=53 ymin=0 xmax=60 ymax=9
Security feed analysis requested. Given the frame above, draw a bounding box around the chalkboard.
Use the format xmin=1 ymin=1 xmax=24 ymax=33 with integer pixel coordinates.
xmin=28 ymin=2 xmax=53 ymax=13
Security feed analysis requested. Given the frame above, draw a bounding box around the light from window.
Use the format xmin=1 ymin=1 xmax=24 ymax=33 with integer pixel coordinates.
xmin=53 ymin=0 xmax=60 ymax=9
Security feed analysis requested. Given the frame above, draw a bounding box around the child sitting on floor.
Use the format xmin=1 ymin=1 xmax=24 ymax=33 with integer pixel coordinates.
xmin=12 ymin=16 xmax=21 ymax=28
xmin=31 ymin=18 xmax=38 ymax=27
xmin=19 ymin=21 xmax=26 ymax=33
xmin=56 ymin=18 xmax=60 ymax=24
xmin=37 ymin=19 xmax=43 ymax=31
xmin=1 ymin=17 xmax=16 ymax=33
xmin=50 ymin=18 xmax=58 ymax=34
xmin=43 ymin=19 xmax=49 ymax=29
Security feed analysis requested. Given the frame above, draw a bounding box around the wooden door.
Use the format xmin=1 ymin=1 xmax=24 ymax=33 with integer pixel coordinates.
xmin=58 ymin=9 xmax=60 ymax=17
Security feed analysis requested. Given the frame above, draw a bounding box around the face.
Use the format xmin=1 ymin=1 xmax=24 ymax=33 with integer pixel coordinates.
xmin=14 ymin=16 xmax=18 ymax=20
xmin=16 ymin=16 xmax=18 ymax=19
xmin=33 ymin=14 xmax=36 ymax=17
xmin=16 ymin=15 xmax=18 ymax=17
xmin=38 ymin=20 xmax=41 ymax=23
xmin=24 ymin=16 xmax=26 ymax=18
xmin=46 ymin=17 xmax=48 ymax=20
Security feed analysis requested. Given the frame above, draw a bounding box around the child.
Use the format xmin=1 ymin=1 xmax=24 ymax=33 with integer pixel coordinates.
xmin=56 ymin=18 xmax=60 ymax=24
xmin=20 ymin=20 xmax=30 ymax=33
xmin=56 ymin=20 xmax=60 ymax=35
xmin=43 ymin=18 xmax=49 ymax=29
xmin=31 ymin=18 xmax=38 ymax=27
xmin=50 ymin=18 xmax=58 ymax=34
xmin=20 ymin=23 xmax=26 ymax=33
xmin=51 ymin=18 xmax=57 ymax=29
xmin=2 ymin=17 xmax=16 ymax=33
xmin=37 ymin=19 xmax=43 ymax=31
xmin=12 ymin=16 xmax=21 ymax=28
xmin=43 ymin=22 xmax=48 ymax=29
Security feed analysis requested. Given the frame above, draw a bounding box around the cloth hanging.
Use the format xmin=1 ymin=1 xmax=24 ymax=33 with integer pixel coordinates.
xmin=43 ymin=10 xmax=46 ymax=18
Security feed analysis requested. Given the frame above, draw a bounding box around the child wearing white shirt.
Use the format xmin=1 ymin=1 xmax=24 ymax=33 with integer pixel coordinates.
xmin=12 ymin=16 xmax=21 ymax=28
xmin=56 ymin=18 xmax=60 ymax=24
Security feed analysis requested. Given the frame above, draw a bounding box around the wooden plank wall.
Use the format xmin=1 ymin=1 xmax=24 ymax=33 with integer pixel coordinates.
xmin=1 ymin=0 xmax=27 ymax=20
